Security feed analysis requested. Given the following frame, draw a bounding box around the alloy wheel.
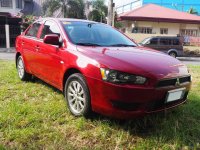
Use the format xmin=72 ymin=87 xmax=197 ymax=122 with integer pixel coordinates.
xmin=67 ymin=81 xmax=86 ymax=114
xmin=17 ymin=57 xmax=25 ymax=79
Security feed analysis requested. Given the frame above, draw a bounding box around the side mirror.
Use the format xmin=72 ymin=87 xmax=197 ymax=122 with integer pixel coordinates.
xmin=146 ymin=41 xmax=151 ymax=45
xmin=43 ymin=34 xmax=62 ymax=47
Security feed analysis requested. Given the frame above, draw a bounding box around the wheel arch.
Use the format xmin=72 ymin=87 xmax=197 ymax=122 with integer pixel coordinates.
xmin=168 ymin=49 xmax=178 ymax=55
xmin=62 ymin=68 xmax=82 ymax=91
xmin=15 ymin=52 xmax=21 ymax=68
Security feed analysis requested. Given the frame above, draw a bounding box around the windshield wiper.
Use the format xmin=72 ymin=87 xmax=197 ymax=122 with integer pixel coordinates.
xmin=109 ymin=44 xmax=136 ymax=47
xmin=76 ymin=43 xmax=102 ymax=46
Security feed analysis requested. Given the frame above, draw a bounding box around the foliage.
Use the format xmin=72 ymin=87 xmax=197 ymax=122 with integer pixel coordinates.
xmin=187 ymin=7 xmax=198 ymax=15
xmin=114 ymin=11 xmax=123 ymax=29
xmin=0 ymin=61 xmax=200 ymax=149
xmin=20 ymin=15 xmax=37 ymax=31
xmin=114 ymin=21 xmax=123 ymax=29
xmin=42 ymin=0 xmax=85 ymax=19
xmin=67 ymin=0 xmax=85 ymax=19
xmin=88 ymin=0 xmax=108 ymax=23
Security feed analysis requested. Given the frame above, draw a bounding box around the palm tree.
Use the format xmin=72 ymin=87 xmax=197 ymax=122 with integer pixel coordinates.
xmin=42 ymin=0 xmax=85 ymax=19
xmin=88 ymin=0 xmax=108 ymax=23
xmin=187 ymin=7 xmax=198 ymax=15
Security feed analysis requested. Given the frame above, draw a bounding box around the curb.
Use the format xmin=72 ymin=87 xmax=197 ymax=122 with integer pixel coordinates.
xmin=0 ymin=48 xmax=16 ymax=53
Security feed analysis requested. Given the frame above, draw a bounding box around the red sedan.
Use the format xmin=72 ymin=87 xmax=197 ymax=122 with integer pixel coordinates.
xmin=15 ymin=18 xmax=191 ymax=119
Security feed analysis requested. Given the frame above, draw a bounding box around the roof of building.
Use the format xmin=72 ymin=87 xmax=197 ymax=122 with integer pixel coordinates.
xmin=119 ymin=4 xmax=200 ymax=24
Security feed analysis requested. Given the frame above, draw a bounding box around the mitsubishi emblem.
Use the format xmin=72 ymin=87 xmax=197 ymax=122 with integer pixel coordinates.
xmin=175 ymin=78 xmax=180 ymax=86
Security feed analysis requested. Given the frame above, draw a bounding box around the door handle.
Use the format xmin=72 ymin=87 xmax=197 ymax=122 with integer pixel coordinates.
xmin=35 ymin=45 xmax=40 ymax=52
xmin=22 ymin=41 xmax=25 ymax=46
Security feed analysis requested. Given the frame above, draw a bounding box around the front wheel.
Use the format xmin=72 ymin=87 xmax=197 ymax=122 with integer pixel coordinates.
xmin=64 ymin=73 xmax=91 ymax=117
xmin=17 ymin=56 xmax=32 ymax=81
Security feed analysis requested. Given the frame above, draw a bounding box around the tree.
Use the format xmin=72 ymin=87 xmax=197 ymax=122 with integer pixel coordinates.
xmin=187 ymin=7 xmax=198 ymax=15
xmin=114 ymin=11 xmax=123 ymax=29
xmin=88 ymin=0 xmax=108 ymax=23
xmin=42 ymin=0 xmax=85 ymax=19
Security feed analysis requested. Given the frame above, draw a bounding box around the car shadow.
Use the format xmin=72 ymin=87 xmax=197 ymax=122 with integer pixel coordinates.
xmin=89 ymin=99 xmax=200 ymax=147
xmin=30 ymin=76 xmax=63 ymax=94
xmin=29 ymin=77 xmax=200 ymax=147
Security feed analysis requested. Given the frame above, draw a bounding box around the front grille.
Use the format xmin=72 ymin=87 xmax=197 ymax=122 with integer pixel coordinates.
xmin=157 ymin=76 xmax=191 ymax=88
xmin=111 ymin=101 xmax=140 ymax=111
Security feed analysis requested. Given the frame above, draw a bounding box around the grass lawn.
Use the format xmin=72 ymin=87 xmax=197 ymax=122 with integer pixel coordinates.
xmin=0 ymin=61 xmax=200 ymax=150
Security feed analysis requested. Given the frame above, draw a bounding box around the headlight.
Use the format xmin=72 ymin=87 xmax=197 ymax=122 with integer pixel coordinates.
xmin=100 ymin=68 xmax=147 ymax=84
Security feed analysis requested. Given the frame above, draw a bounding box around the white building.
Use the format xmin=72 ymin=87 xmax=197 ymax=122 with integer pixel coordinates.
xmin=0 ymin=0 xmax=25 ymax=14
xmin=0 ymin=0 xmax=44 ymax=49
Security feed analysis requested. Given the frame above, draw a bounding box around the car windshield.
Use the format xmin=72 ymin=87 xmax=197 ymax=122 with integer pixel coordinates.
xmin=62 ymin=21 xmax=137 ymax=47
xmin=140 ymin=37 xmax=151 ymax=45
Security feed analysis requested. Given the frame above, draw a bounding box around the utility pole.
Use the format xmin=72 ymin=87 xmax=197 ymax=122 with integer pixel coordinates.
xmin=107 ymin=0 xmax=114 ymax=26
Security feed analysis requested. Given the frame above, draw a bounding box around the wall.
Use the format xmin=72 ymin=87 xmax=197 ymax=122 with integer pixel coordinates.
xmin=125 ymin=33 xmax=176 ymax=43
xmin=121 ymin=21 xmax=200 ymax=42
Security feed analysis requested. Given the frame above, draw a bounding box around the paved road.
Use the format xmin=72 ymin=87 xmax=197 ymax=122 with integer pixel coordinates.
xmin=177 ymin=57 xmax=200 ymax=65
xmin=0 ymin=52 xmax=200 ymax=65
xmin=0 ymin=53 xmax=15 ymax=61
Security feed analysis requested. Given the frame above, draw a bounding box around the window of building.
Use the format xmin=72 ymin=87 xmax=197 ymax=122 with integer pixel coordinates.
xmin=16 ymin=0 xmax=22 ymax=9
xmin=132 ymin=27 xmax=152 ymax=34
xmin=180 ymin=29 xmax=198 ymax=37
xmin=1 ymin=0 xmax=13 ymax=7
xmin=26 ymin=22 xmax=41 ymax=37
xmin=40 ymin=21 xmax=61 ymax=39
xmin=160 ymin=28 xmax=168 ymax=34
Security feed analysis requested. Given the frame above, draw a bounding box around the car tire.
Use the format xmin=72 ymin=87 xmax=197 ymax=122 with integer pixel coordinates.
xmin=64 ymin=73 xmax=92 ymax=117
xmin=169 ymin=51 xmax=177 ymax=58
xmin=17 ymin=56 xmax=32 ymax=81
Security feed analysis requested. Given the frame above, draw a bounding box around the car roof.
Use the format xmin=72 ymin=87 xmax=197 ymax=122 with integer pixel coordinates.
xmin=37 ymin=17 xmax=99 ymax=24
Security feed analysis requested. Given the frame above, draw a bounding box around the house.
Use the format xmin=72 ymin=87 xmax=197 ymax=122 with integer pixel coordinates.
xmin=118 ymin=4 xmax=200 ymax=42
xmin=0 ymin=0 xmax=44 ymax=49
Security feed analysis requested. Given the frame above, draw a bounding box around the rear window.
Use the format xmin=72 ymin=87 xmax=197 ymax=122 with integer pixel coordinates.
xmin=172 ymin=39 xmax=180 ymax=45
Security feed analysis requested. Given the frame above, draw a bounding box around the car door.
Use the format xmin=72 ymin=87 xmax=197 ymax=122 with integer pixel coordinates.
xmin=157 ymin=38 xmax=171 ymax=52
xmin=35 ymin=20 xmax=64 ymax=88
xmin=22 ymin=21 xmax=42 ymax=74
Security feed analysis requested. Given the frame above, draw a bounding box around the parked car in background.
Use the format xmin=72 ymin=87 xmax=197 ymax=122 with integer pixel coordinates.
xmin=15 ymin=18 xmax=191 ymax=119
xmin=139 ymin=36 xmax=184 ymax=58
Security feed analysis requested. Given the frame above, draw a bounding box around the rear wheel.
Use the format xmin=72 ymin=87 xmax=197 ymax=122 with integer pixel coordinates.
xmin=17 ymin=56 xmax=32 ymax=81
xmin=169 ymin=51 xmax=177 ymax=58
xmin=64 ymin=73 xmax=91 ymax=117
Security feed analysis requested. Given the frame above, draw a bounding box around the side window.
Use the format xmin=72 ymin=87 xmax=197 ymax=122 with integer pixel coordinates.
xmin=172 ymin=39 xmax=180 ymax=45
xmin=160 ymin=38 xmax=170 ymax=45
xmin=40 ymin=21 xmax=61 ymax=39
xmin=149 ymin=38 xmax=158 ymax=45
xmin=26 ymin=22 xmax=41 ymax=37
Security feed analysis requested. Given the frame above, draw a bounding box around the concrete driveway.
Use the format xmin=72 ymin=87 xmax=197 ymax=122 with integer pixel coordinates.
xmin=177 ymin=57 xmax=200 ymax=65
xmin=0 ymin=52 xmax=15 ymax=61
xmin=0 ymin=52 xmax=200 ymax=65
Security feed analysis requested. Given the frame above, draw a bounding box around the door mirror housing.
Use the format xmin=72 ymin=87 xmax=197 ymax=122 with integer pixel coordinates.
xmin=43 ymin=34 xmax=62 ymax=47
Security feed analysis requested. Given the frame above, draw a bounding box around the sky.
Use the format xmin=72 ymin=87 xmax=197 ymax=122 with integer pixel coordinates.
xmin=105 ymin=0 xmax=200 ymax=12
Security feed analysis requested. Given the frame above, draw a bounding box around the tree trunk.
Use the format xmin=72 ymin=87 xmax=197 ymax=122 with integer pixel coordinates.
xmin=107 ymin=0 xmax=113 ymax=26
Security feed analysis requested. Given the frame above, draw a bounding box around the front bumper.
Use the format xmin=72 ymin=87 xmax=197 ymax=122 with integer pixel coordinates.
xmin=86 ymin=76 xmax=191 ymax=119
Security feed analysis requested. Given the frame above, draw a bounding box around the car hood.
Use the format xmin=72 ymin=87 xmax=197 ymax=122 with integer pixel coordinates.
xmin=76 ymin=46 xmax=188 ymax=79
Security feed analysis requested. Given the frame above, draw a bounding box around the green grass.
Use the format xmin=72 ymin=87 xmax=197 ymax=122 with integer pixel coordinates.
xmin=0 ymin=61 xmax=200 ymax=150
